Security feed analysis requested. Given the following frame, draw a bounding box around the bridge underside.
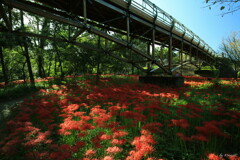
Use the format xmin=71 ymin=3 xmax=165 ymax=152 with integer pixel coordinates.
xmin=0 ymin=0 xmax=216 ymax=75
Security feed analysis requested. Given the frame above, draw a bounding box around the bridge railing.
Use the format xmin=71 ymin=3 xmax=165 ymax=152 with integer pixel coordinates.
xmin=123 ymin=0 xmax=216 ymax=57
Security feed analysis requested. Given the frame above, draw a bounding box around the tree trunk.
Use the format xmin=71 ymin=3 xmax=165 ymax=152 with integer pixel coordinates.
xmin=22 ymin=61 xmax=26 ymax=82
xmin=57 ymin=52 xmax=64 ymax=79
xmin=54 ymin=54 xmax=57 ymax=76
xmin=37 ymin=19 xmax=48 ymax=78
xmin=47 ymin=54 xmax=53 ymax=77
xmin=21 ymin=11 xmax=35 ymax=86
xmin=96 ymin=36 xmax=101 ymax=85
xmin=53 ymin=43 xmax=64 ymax=78
xmin=37 ymin=51 xmax=44 ymax=78
xmin=36 ymin=49 xmax=46 ymax=78
xmin=23 ymin=42 xmax=35 ymax=86
xmin=0 ymin=46 xmax=8 ymax=85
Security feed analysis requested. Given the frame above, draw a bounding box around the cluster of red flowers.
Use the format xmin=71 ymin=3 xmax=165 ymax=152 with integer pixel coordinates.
xmin=127 ymin=130 xmax=156 ymax=160
xmin=207 ymin=153 xmax=240 ymax=160
xmin=0 ymin=75 xmax=239 ymax=159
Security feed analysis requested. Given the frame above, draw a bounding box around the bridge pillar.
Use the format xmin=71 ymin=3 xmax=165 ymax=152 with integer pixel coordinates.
xmin=168 ymin=35 xmax=173 ymax=73
xmin=139 ymin=75 xmax=184 ymax=87
xmin=189 ymin=45 xmax=192 ymax=62
xmin=180 ymin=39 xmax=184 ymax=75
xmin=152 ymin=28 xmax=155 ymax=59
xmin=147 ymin=42 xmax=151 ymax=74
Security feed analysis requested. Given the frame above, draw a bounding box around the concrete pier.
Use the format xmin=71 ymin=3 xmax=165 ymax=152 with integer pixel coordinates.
xmin=139 ymin=75 xmax=184 ymax=87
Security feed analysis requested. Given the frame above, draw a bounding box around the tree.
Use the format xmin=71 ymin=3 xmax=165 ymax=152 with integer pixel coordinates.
xmin=205 ymin=0 xmax=240 ymax=15
xmin=36 ymin=18 xmax=49 ymax=78
xmin=20 ymin=11 xmax=35 ymax=86
xmin=220 ymin=31 xmax=240 ymax=77
xmin=0 ymin=46 xmax=8 ymax=84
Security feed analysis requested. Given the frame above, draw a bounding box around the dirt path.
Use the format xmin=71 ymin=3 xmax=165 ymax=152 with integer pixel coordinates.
xmin=0 ymin=95 xmax=32 ymax=120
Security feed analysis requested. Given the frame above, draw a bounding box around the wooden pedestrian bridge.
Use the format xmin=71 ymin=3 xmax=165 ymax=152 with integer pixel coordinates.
xmin=0 ymin=0 xmax=216 ymax=77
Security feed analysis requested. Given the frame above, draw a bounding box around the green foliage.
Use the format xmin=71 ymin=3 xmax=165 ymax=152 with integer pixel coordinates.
xmin=200 ymin=66 xmax=216 ymax=70
xmin=220 ymin=6 xmax=225 ymax=10
xmin=0 ymin=83 xmax=37 ymax=102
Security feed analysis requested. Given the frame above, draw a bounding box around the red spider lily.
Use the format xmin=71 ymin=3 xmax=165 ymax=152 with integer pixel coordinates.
xmin=108 ymin=105 xmax=122 ymax=116
xmin=226 ymin=155 xmax=240 ymax=160
xmin=0 ymin=138 xmax=22 ymax=154
xmin=73 ymin=111 xmax=86 ymax=117
xmin=62 ymin=104 xmax=80 ymax=113
xmin=90 ymin=106 xmax=112 ymax=127
xmin=181 ymin=103 xmax=204 ymax=113
xmin=126 ymin=130 xmax=156 ymax=160
xmin=100 ymin=134 xmax=112 ymax=140
xmin=185 ymin=111 xmax=202 ymax=118
xmin=103 ymin=156 xmax=114 ymax=160
xmin=113 ymin=130 xmax=128 ymax=138
xmin=49 ymin=151 xmax=72 ymax=160
xmin=105 ymin=121 xmax=122 ymax=130
xmin=26 ymin=151 xmax=48 ymax=160
xmin=58 ymin=98 xmax=71 ymax=106
xmin=191 ymin=134 xmax=208 ymax=142
xmin=195 ymin=121 xmax=230 ymax=138
xmin=120 ymin=110 xmax=147 ymax=122
xmin=59 ymin=119 xmax=83 ymax=131
xmin=24 ymin=131 xmax=52 ymax=147
xmin=176 ymin=132 xmax=192 ymax=141
xmin=78 ymin=132 xmax=87 ymax=137
xmin=170 ymin=119 xmax=190 ymax=129
xmin=142 ymin=122 xmax=163 ymax=133
xmin=75 ymin=141 xmax=85 ymax=149
xmin=1 ymin=75 xmax=239 ymax=160
xmin=207 ymin=153 xmax=224 ymax=160
xmin=106 ymin=146 xmax=123 ymax=155
xmin=111 ymin=138 xmax=126 ymax=145
xmin=85 ymin=149 xmax=96 ymax=157
xmin=48 ymin=144 xmax=76 ymax=160
xmin=91 ymin=132 xmax=104 ymax=148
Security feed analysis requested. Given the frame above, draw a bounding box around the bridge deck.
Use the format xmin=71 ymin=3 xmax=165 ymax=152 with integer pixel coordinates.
xmin=28 ymin=0 xmax=215 ymax=62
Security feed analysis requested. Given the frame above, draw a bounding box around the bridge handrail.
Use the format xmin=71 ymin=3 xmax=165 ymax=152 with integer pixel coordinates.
xmin=123 ymin=0 xmax=216 ymax=57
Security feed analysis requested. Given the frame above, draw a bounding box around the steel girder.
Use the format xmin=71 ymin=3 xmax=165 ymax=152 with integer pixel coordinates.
xmin=0 ymin=0 xmax=216 ymax=75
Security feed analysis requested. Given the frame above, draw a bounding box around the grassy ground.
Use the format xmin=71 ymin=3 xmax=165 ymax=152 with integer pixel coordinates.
xmin=0 ymin=75 xmax=239 ymax=160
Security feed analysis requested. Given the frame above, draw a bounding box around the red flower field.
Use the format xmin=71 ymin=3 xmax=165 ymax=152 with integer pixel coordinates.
xmin=0 ymin=75 xmax=239 ymax=160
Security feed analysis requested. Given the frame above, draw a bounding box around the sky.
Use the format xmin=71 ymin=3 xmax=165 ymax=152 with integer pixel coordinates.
xmin=135 ymin=0 xmax=240 ymax=53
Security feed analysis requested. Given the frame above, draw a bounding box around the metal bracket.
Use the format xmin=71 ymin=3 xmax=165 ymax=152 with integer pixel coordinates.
xmin=0 ymin=3 xmax=12 ymax=31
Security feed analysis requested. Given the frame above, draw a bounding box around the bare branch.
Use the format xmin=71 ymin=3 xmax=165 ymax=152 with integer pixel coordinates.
xmin=204 ymin=0 xmax=240 ymax=15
